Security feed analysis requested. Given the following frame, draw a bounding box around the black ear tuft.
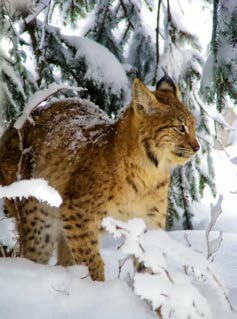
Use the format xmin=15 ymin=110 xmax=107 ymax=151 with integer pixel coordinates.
xmin=156 ymin=75 xmax=176 ymax=96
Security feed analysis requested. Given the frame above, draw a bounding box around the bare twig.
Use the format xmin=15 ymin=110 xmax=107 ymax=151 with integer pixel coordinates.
xmin=80 ymin=273 xmax=90 ymax=280
xmin=139 ymin=243 xmax=145 ymax=253
xmin=51 ymin=285 xmax=70 ymax=296
xmin=215 ymin=137 xmax=231 ymax=158
xmin=119 ymin=0 xmax=134 ymax=28
xmin=207 ymin=267 xmax=235 ymax=312
xmin=118 ymin=256 xmax=130 ymax=278
xmin=143 ymin=0 xmax=153 ymax=11
xmin=161 ymin=267 xmax=174 ymax=284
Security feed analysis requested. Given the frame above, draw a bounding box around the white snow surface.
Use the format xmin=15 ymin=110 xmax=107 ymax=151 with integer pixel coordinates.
xmin=0 ymin=258 xmax=155 ymax=319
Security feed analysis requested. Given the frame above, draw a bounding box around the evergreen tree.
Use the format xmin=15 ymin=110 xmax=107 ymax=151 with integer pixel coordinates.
xmin=201 ymin=0 xmax=237 ymax=112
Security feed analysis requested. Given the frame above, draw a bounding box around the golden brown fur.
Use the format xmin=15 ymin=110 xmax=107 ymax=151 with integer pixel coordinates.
xmin=0 ymin=78 xmax=199 ymax=280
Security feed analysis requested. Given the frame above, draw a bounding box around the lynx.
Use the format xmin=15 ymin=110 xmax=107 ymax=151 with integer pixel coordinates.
xmin=0 ymin=76 xmax=199 ymax=281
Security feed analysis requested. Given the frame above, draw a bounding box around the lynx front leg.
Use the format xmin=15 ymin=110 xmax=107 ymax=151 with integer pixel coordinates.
xmin=19 ymin=200 xmax=59 ymax=264
xmin=57 ymin=232 xmax=74 ymax=266
xmin=146 ymin=197 xmax=168 ymax=229
xmin=61 ymin=212 xmax=104 ymax=281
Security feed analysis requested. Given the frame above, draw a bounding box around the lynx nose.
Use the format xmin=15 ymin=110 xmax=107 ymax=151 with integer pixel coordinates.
xmin=192 ymin=144 xmax=200 ymax=153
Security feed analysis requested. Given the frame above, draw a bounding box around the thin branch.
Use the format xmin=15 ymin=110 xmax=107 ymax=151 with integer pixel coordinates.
xmin=96 ymin=0 xmax=111 ymax=42
xmin=118 ymin=256 xmax=130 ymax=278
xmin=214 ymin=137 xmax=231 ymax=158
xmin=152 ymin=0 xmax=162 ymax=86
xmin=120 ymin=0 xmax=134 ymax=28
xmin=193 ymin=93 xmax=228 ymax=127
xmin=51 ymin=285 xmax=70 ymax=296
xmin=177 ymin=0 xmax=184 ymax=15
xmin=25 ymin=0 xmax=51 ymax=25
xmin=143 ymin=0 xmax=153 ymax=11
xmin=207 ymin=267 xmax=235 ymax=312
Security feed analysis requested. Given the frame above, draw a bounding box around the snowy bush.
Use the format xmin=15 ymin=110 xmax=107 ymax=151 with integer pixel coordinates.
xmin=102 ymin=206 xmax=234 ymax=319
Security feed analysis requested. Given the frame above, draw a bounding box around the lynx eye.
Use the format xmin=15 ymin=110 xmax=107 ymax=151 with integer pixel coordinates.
xmin=174 ymin=125 xmax=186 ymax=134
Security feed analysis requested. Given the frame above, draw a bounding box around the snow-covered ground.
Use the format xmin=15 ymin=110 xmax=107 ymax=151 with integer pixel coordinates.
xmin=0 ymin=144 xmax=236 ymax=319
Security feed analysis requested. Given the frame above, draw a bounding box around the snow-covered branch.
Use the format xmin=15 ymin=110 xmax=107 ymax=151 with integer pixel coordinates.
xmin=0 ymin=179 xmax=62 ymax=207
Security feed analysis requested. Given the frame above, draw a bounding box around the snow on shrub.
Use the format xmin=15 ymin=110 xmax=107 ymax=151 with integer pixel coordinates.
xmin=0 ymin=178 xmax=62 ymax=207
xmin=102 ymin=203 xmax=233 ymax=319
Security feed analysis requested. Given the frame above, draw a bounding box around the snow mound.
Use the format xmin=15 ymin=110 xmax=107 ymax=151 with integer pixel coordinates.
xmin=0 ymin=258 xmax=155 ymax=319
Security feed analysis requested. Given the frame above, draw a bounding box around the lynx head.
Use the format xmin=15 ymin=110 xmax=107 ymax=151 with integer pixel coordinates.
xmin=131 ymin=76 xmax=200 ymax=167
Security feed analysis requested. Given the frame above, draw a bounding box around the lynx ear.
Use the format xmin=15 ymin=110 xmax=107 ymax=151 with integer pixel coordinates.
xmin=156 ymin=75 xmax=177 ymax=97
xmin=132 ymin=78 xmax=157 ymax=114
